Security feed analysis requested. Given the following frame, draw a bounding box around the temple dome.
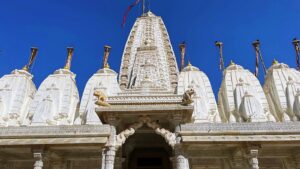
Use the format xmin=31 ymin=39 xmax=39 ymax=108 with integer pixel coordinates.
xmin=29 ymin=68 xmax=79 ymax=126
xmin=264 ymin=60 xmax=300 ymax=121
xmin=178 ymin=63 xmax=220 ymax=123
xmin=0 ymin=69 xmax=36 ymax=126
xmin=76 ymin=67 xmax=121 ymax=125
xmin=218 ymin=62 xmax=275 ymax=122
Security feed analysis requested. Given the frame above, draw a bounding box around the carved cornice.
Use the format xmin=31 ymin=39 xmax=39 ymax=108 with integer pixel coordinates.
xmin=105 ymin=95 xmax=182 ymax=105
xmin=180 ymin=122 xmax=300 ymax=136
xmin=0 ymin=125 xmax=111 ymax=139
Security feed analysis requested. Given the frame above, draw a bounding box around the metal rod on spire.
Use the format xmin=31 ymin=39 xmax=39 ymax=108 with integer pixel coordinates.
xmin=179 ymin=42 xmax=186 ymax=71
xmin=103 ymin=45 xmax=111 ymax=68
xmin=64 ymin=47 xmax=74 ymax=70
xmin=22 ymin=47 xmax=38 ymax=72
xmin=252 ymin=40 xmax=267 ymax=77
xmin=142 ymin=0 xmax=145 ymax=14
xmin=215 ymin=41 xmax=225 ymax=71
xmin=292 ymin=38 xmax=300 ymax=71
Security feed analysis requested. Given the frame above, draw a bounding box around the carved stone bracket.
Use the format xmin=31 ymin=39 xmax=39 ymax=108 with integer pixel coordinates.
xmin=115 ymin=116 xmax=176 ymax=149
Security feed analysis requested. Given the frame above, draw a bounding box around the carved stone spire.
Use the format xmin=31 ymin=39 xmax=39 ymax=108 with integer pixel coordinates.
xmin=119 ymin=11 xmax=179 ymax=91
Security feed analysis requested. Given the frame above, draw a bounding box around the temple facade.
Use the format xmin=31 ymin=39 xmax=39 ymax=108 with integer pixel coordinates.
xmin=0 ymin=11 xmax=300 ymax=169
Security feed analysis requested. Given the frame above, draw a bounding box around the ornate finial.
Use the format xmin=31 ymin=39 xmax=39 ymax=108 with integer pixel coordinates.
xmin=292 ymin=37 xmax=300 ymax=46
xmin=230 ymin=60 xmax=235 ymax=65
xmin=272 ymin=59 xmax=278 ymax=65
xmin=215 ymin=41 xmax=223 ymax=47
xmin=252 ymin=39 xmax=267 ymax=76
xmin=215 ymin=41 xmax=225 ymax=71
xmin=103 ymin=45 xmax=111 ymax=68
xmin=187 ymin=61 xmax=192 ymax=67
xmin=22 ymin=47 xmax=38 ymax=72
xmin=64 ymin=47 xmax=74 ymax=70
xmin=104 ymin=63 xmax=110 ymax=69
xmin=179 ymin=41 xmax=186 ymax=71
xmin=252 ymin=39 xmax=260 ymax=48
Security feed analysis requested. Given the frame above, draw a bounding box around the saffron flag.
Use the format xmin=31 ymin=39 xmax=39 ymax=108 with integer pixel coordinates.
xmin=122 ymin=0 xmax=141 ymax=27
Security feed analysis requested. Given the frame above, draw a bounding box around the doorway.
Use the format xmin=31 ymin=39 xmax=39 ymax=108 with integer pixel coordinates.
xmin=129 ymin=148 xmax=171 ymax=169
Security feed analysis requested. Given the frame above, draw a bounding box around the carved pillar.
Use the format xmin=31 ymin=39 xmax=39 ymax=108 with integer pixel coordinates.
xmin=114 ymin=149 xmax=124 ymax=169
xmin=231 ymin=149 xmax=245 ymax=169
xmin=104 ymin=146 xmax=116 ymax=169
xmin=174 ymin=145 xmax=190 ymax=169
xmin=246 ymin=147 xmax=259 ymax=169
xmin=103 ymin=114 xmax=118 ymax=169
xmin=101 ymin=148 xmax=106 ymax=169
xmin=33 ymin=151 xmax=44 ymax=169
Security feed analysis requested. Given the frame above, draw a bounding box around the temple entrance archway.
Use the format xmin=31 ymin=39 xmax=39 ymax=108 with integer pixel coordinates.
xmin=122 ymin=128 xmax=172 ymax=169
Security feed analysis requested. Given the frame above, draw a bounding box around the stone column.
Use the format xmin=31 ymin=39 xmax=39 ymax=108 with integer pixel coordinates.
xmin=246 ymin=148 xmax=259 ymax=169
xmin=114 ymin=149 xmax=124 ymax=169
xmin=102 ymin=115 xmax=118 ymax=169
xmin=232 ymin=150 xmax=245 ymax=169
xmin=174 ymin=145 xmax=190 ymax=169
xmin=33 ymin=151 xmax=44 ymax=169
xmin=104 ymin=146 xmax=116 ymax=169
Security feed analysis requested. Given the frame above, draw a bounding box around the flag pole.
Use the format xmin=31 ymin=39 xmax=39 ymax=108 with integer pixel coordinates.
xmin=215 ymin=41 xmax=225 ymax=71
xmin=252 ymin=40 xmax=267 ymax=76
xmin=292 ymin=38 xmax=300 ymax=71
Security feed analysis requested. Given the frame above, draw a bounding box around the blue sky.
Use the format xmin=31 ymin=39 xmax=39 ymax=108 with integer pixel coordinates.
xmin=0 ymin=0 xmax=299 ymax=96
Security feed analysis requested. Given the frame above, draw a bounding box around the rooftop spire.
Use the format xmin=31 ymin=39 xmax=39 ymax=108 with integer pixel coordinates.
xmin=22 ymin=47 xmax=38 ymax=72
xmin=179 ymin=41 xmax=186 ymax=71
xmin=142 ymin=0 xmax=145 ymax=15
xmin=103 ymin=45 xmax=111 ymax=68
xmin=64 ymin=47 xmax=74 ymax=70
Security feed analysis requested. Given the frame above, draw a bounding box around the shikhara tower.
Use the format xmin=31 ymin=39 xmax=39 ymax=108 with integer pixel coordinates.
xmin=119 ymin=11 xmax=178 ymax=91
xmin=0 ymin=9 xmax=300 ymax=169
